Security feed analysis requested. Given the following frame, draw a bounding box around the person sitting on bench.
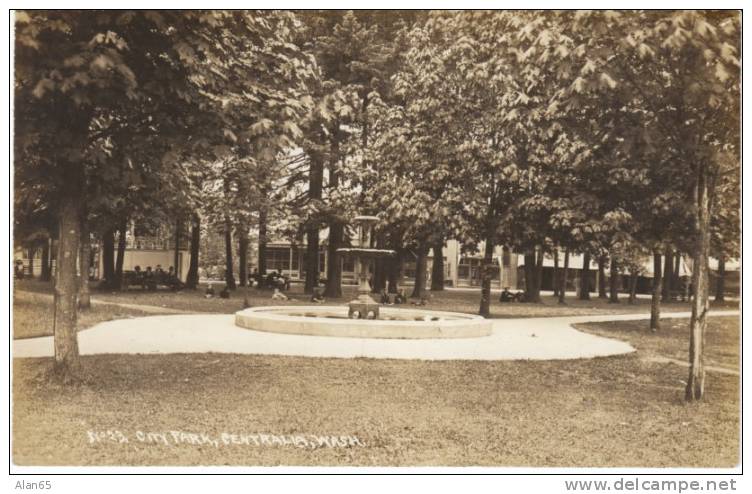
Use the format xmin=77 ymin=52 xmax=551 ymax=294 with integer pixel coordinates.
xmin=205 ymin=283 xmax=215 ymax=298
xmin=499 ymin=287 xmax=514 ymax=302
xmin=393 ymin=289 xmax=406 ymax=305
xmin=380 ymin=289 xmax=391 ymax=305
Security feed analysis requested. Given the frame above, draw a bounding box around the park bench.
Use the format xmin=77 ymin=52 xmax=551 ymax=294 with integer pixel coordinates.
xmin=122 ymin=271 xmax=184 ymax=291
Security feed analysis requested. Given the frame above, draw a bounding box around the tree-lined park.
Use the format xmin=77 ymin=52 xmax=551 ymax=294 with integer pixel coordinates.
xmin=13 ymin=10 xmax=741 ymax=466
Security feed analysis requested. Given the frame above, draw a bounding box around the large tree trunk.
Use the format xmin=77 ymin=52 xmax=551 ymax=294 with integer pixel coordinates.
xmin=715 ymin=255 xmax=725 ymax=302
xmin=686 ymin=165 xmax=711 ymax=402
xmin=430 ymin=237 xmax=445 ymax=291
xmin=224 ymin=215 xmax=236 ymax=290
xmin=78 ymin=217 xmax=91 ymax=309
xmin=114 ymin=219 xmax=127 ymax=290
xmin=628 ymin=271 xmax=638 ymax=305
xmin=598 ymin=255 xmax=607 ymax=298
xmin=411 ymin=242 xmax=429 ymax=299
xmin=372 ymin=233 xmax=387 ymax=293
xmin=101 ymin=227 xmax=115 ymax=287
xmin=305 ymin=229 xmax=320 ymax=293
xmin=478 ymin=227 xmax=496 ymax=317
xmin=304 ymin=153 xmax=324 ymax=294
xmin=238 ymin=223 xmax=248 ymax=287
xmin=579 ymin=252 xmax=591 ymax=300
xmin=258 ymin=206 xmax=268 ymax=276
xmin=173 ymin=218 xmax=182 ymax=280
xmin=185 ymin=214 xmax=200 ymax=289
xmin=552 ymin=248 xmax=560 ymax=297
xmin=53 ymin=196 xmax=81 ymax=378
xmin=523 ymin=249 xmax=537 ymax=302
xmin=558 ymin=248 xmax=569 ymax=304
xmin=662 ymin=248 xmax=674 ymax=302
xmin=650 ymin=251 xmax=663 ymax=331
xmin=41 ymin=239 xmax=51 ymax=282
xmin=673 ymin=253 xmax=681 ymax=293
xmin=324 ymin=223 xmax=343 ymax=298
xmin=608 ymin=256 xmax=619 ymax=303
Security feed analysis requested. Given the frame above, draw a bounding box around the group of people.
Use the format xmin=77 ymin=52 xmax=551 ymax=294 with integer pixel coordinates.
xmin=130 ymin=264 xmax=183 ymax=290
xmin=379 ymin=289 xmax=409 ymax=305
xmin=250 ymin=269 xmax=290 ymax=291
xmin=499 ymin=287 xmax=525 ymax=303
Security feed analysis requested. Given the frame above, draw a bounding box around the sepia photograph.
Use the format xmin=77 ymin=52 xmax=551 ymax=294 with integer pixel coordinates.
xmin=8 ymin=6 xmax=743 ymax=483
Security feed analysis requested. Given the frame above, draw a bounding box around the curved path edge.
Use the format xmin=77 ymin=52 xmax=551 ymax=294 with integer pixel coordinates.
xmin=12 ymin=309 xmax=739 ymax=362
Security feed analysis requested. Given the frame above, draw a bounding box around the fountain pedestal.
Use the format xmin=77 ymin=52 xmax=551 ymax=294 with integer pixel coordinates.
xmin=336 ymin=216 xmax=395 ymax=319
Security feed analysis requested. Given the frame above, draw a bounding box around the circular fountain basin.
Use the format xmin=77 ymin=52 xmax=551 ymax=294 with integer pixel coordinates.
xmin=235 ymin=306 xmax=492 ymax=339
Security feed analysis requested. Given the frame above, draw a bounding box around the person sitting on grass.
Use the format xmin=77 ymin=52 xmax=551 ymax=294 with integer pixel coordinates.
xmin=272 ymin=288 xmax=288 ymax=301
xmin=499 ymin=287 xmax=513 ymax=303
xmin=311 ymin=287 xmax=325 ymax=303
xmin=219 ymin=286 xmax=230 ymax=299
xmin=380 ymin=288 xmax=391 ymax=305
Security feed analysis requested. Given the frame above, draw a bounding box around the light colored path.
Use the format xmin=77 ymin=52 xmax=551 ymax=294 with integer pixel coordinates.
xmin=12 ymin=309 xmax=739 ymax=362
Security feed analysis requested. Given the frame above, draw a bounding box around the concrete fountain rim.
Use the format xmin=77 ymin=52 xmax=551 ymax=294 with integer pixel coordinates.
xmin=234 ymin=305 xmax=493 ymax=339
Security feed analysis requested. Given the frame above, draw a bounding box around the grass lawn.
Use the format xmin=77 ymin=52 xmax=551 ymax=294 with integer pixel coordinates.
xmin=12 ymin=280 xmax=739 ymax=467
xmin=13 ymin=278 xmax=738 ymax=319
xmin=12 ymin=290 xmax=155 ymax=340
xmin=12 ymin=319 xmax=739 ymax=467
xmin=575 ymin=316 xmax=740 ymax=371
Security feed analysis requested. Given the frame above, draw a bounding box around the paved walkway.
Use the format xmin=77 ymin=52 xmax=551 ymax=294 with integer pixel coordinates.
xmin=12 ymin=309 xmax=739 ymax=362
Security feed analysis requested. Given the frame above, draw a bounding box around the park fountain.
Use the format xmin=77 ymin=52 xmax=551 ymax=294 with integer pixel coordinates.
xmin=235 ymin=215 xmax=492 ymax=339
xmin=335 ymin=215 xmax=395 ymax=320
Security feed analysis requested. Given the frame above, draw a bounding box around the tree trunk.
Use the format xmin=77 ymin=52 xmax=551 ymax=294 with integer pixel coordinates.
xmin=411 ymin=242 xmax=429 ymax=299
xmin=628 ymin=271 xmax=638 ymax=305
xmin=650 ymin=251 xmax=663 ymax=331
xmin=715 ymin=255 xmax=725 ymax=302
xmin=478 ymin=227 xmax=496 ymax=317
xmin=53 ymin=196 xmax=81 ymax=378
xmin=27 ymin=247 xmax=35 ymax=279
xmin=673 ymin=253 xmax=681 ymax=293
xmin=598 ymin=255 xmax=607 ymax=298
xmin=101 ymin=227 xmax=115 ymax=287
xmin=534 ymin=247 xmax=544 ymax=301
xmin=173 ymin=218 xmax=182 ymax=280
xmin=662 ymin=248 xmax=674 ymax=302
xmin=78 ymin=217 xmax=91 ymax=309
xmin=371 ymin=233 xmax=387 ymax=293
xmin=523 ymin=249 xmax=537 ymax=302
xmin=558 ymin=248 xmax=569 ymax=304
xmin=304 ymin=153 xmax=324 ymax=294
xmin=114 ymin=219 xmax=127 ymax=290
xmin=686 ymin=164 xmax=711 ymax=402
xmin=305 ymin=229 xmax=320 ymax=293
xmin=224 ymin=215 xmax=236 ymax=290
xmin=579 ymin=252 xmax=591 ymax=300
xmin=324 ymin=222 xmax=343 ymax=298
xmin=387 ymin=247 xmax=401 ymax=294
xmin=258 ymin=206 xmax=268 ymax=275
xmin=552 ymin=248 xmax=560 ymax=297
xmin=430 ymin=237 xmax=445 ymax=291
xmin=185 ymin=214 xmax=200 ymax=289
xmin=41 ymin=239 xmax=51 ymax=281
xmin=608 ymin=256 xmax=619 ymax=303
xmin=238 ymin=223 xmax=248 ymax=287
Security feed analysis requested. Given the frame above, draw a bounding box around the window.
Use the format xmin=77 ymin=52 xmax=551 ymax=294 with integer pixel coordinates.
xmin=267 ymin=247 xmax=291 ymax=272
